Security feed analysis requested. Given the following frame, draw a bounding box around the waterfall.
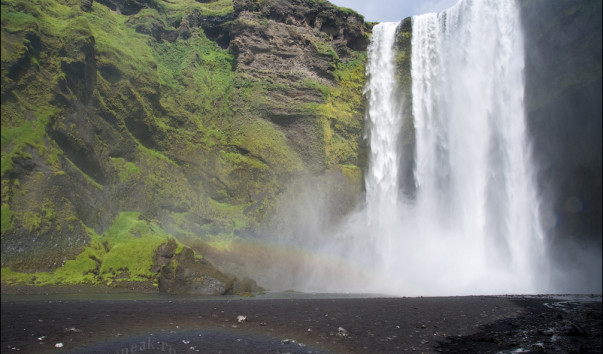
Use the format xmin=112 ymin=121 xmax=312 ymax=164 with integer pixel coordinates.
xmin=364 ymin=22 xmax=404 ymax=272
xmin=364 ymin=0 xmax=548 ymax=295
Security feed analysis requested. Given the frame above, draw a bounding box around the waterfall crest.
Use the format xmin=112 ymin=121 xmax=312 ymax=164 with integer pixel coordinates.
xmin=363 ymin=0 xmax=548 ymax=294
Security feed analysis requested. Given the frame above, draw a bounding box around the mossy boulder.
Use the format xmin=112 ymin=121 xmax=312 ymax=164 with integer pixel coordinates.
xmin=158 ymin=244 xmax=263 ymax=295
xmin=158 ymin=246 xmax=233 ymax=295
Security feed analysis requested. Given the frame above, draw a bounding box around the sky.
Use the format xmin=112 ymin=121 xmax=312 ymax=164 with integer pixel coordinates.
xmin=328 ymin=0 xmax=460 ymax=22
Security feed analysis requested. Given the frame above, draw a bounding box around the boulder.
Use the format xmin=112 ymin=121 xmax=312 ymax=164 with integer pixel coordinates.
xmin=158 ymin=246 xmax=234 ymax=295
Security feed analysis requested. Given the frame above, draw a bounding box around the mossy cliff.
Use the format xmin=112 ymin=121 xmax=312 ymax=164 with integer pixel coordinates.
xmin=1 ymin=0 xmax=370 ymax=293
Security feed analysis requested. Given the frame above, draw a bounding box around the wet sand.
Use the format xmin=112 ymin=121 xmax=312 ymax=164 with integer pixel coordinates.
xmin=1 ymin=293 xmax=601 ymax=353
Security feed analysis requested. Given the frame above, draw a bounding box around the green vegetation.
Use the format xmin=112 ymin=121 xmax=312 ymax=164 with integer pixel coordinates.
xmin=1 ymin=204 xmax=15 ymax=233
xmin=313 ymin=38 xmax=340 ymax=66
xmin=110 ymin=157 xmax=141 ymax=183
xmin=1 ymin=105 xmax=60 ymax=177
xmin=151 ymin=33 xmax=235 ymax=136
xmin=1 ymin=0 xmax=369 ymax=289
xmin=99 ymin=212 xmax=169 ymax=282
xmin=1 ymin=212 xmax=186 ymax=286
xmin=313 ymin=52 xmax=367 ymax=168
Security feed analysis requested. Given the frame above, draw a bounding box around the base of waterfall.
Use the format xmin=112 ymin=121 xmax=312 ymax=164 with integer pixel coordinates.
xmin=2 ymin=293 xmax=601 ymax=353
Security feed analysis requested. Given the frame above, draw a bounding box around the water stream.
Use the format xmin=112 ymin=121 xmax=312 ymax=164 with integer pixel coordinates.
xmin=363 ymin=0 xmax=548 ymax=294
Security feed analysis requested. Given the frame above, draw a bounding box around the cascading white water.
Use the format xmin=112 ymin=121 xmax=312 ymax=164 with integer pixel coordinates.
xmin=364 ymin=22 xmax=404 ymax=272
xmin=363 ymin=0 xmax=548 ymax=295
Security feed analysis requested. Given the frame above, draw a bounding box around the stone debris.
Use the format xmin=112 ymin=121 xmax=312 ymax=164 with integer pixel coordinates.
xmin=237 ymin=315 xmax=247 ymax=323
xmin=280 ymin=338 xmax=306 ymax=347
xmin=55 ymin=343 xmax=64 ymax=348
xmin=64 ymin=327 xmax=81 ymax=333
xmin=337 ymin=327 xmax=349 ymax=337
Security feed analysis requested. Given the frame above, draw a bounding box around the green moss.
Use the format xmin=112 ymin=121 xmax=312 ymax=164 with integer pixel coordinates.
xmin=151 ymin=31 xmax=235 ymax=130
xmin=232 ymin=118 xmax=304 ymax=174
xmin=1 ymin=104 xmax=60 ymax=177
xmin=313 ymin=38 xmax=340 ymax=65
xmin=221 ymin=150 xmax=267 ymax=171
xmin=206 ymin=198 xmax=248 ymax=243
xmin=0 ymin=212 xmax=196 ymax=286
xmin=110 ymin=157 xmax=141 ymax=182
xmin=0 ymin=9 xmax=39 ymax=34
xmin=86 ymin=4 xmax=158 ymax=80
xmin=310 ymin=52 xmax=367 ymax=168
xmin=1 ymin=203 xmax=15 ymax=233
xmin=96 ymin=212 xmax=201 ymax=283
xmin=163 ymin=0 xmax=233 ymax=17
xmin=1 ymin=267 xmax=34 ymax=285
xmin=135 ymin=140 xmax=177 ymax=166
xmin=1 ymin=225 xmax=101 ymax=286
xmin=340 ymin=164 xmax=363 ymax=185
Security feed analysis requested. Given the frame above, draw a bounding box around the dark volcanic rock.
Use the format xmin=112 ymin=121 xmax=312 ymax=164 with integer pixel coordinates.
xmin=95 ymin=0 xmax=158 ymax=15
xmin=158 ymin=246 xmax=234 ymax=295
xmin=157 ymin=244 xmax=264 ymax=295
xmin=80 ymin=0 xmax=93 ymax=12
xmin=231 ymin=0 xmax=368 ymax=82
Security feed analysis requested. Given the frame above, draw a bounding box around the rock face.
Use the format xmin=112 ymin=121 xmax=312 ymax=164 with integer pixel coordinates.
xmin=1 ymin=0 xmax=368 ymax=291
xmin=232 ymin=0 xmax=368 ymax=80
xmin=520 ymin=0 xmax=602 ymax=242
xmin=229 ymin=0 xmax=369 ymax=172
xmin=520 ymin=0 xmax=602 ymax=290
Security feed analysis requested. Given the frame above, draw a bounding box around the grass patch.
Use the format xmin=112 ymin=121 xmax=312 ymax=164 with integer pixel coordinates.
xmin=110 ymin=157 xmax=141 ymax=182
xmin=99 ymin=212 xmax=170 ymax=282
xmin=0 ymin=212 xmax=187 ymax=286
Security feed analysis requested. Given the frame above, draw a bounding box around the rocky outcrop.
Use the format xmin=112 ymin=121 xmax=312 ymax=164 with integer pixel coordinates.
xmin=158 ymin=246 xmax=232 ymax=295
xmin=231 ymin=0 xmax=368 ymax=82
xmin=229 ymin=0 xmax=370 ymax=172
xmin=95 ymin=0 xmax=160 ymax=15
xmin=156 ymin=241 xmax=262 ymax=295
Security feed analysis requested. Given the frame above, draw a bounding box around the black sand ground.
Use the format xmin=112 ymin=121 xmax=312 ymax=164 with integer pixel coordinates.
xmin=1 ymin=292 xmax=601 ymax=353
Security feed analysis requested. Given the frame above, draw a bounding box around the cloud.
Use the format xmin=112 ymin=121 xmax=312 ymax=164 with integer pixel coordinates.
xmin=416 ymin=0 xmax=459 ymax=15
xmin=328 ymin=0 xmax=459 ymax=22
